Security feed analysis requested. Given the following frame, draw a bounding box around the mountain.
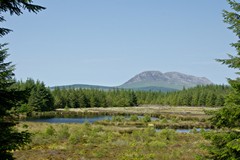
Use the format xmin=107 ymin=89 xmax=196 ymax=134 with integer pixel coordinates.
xmin=51 ymin=71 xmax=213 ymax=92
xmin=119 ymin=71 xmax=213 ymax=90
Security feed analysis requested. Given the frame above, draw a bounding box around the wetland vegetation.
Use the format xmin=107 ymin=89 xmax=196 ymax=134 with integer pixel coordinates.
xmin=14 ymin=121 xmax=209 ymax=160
xmin=14 ymin=106 xmax=214 ymax=159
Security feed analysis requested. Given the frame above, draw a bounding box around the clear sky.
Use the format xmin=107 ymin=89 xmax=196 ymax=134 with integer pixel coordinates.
xmin=1 ymin=0 xmax=238 ymax=87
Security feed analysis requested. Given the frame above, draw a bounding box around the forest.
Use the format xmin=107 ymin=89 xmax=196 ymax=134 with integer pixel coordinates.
xmin=14 ymin=79 xmax=230 ymax=113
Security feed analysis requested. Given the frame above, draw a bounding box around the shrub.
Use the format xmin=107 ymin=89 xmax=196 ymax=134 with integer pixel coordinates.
xmin=148 ymin=141 xmax=167 ymax=149
xmin=57 ymin=125 xmax=70 ymax=140
xmin=112 ymin=116 xmax=125 ymax=122
xmin=159 ymin=129 xmax=177 ymax=141
xmin=45 ymin=125 xmax=56 ymax=136
xmin=130 ymin=115 xmax=139 ymax=121
xmin=142 ymin=115 xmax=151 ymax=123
xmin=68 ymin=131 xmax=82 ymax=145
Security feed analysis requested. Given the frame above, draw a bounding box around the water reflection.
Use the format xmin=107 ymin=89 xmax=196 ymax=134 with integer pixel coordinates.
xmin=27 ymin=116 xmax=112 ymax=123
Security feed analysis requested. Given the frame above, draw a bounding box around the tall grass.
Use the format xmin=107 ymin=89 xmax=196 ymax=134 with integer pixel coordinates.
xmin=14 ymin=122 xmax=209 ymax=160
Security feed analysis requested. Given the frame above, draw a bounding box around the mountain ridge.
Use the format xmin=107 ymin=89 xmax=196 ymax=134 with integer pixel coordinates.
xmin=120 ymin=71 xmax=212 ymax=90
xmin=51 ymin=71 xmax=213 ymax=92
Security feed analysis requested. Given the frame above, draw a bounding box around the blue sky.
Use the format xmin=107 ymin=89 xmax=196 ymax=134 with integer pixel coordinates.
xmin=1 ymin=0 xmax=238 ymax=87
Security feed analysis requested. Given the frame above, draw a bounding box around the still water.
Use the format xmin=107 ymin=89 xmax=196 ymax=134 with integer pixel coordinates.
xmin=27 ymin=115 xmax=159 ymax=123
xmin=27 ymin=116 xmax=207 ymax=133
xmin=27 ymin=116 xmax=111 ymax=123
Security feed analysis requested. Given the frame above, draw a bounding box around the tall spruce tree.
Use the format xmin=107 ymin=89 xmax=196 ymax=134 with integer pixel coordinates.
xmin=0 ymin=1 xmax=45 ymax=159
xmin=0 ymin=44 xmax=33 ymax=159
xmin=28 ymin=81 xmax=54 ymax=111
xmin=203 ymin=0 xmax=240 ymax=159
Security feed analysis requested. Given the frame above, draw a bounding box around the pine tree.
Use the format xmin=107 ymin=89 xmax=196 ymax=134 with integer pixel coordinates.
xmin=0 ymin=44 xmax=31 ymax=159
xmin=28 ymin=81 xmax=54 ymax=111
xmin=203 ymin=0 xmax=240 ymax=159
xmin=128 ymin=91 xmax=138 ymax=106
xmin=0 ymin=1 xmax=45 ymax=158
xmin=0 ymin=0 xmax=45 ymax=37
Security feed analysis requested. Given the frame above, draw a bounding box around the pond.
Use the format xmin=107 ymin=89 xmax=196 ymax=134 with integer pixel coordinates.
xmin=26 ymin=115 xmax=159 ymax=123
xmin=26 ymin=116 xmax=209 ymax=133
xmin=26 ymin=116 xmax=112 ymax=123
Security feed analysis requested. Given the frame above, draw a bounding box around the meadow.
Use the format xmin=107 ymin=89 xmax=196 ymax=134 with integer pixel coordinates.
xmin=14 ymin=122 xmax=209 ymax=160
xmin=14 ymin=106 xmax=214 ymax=160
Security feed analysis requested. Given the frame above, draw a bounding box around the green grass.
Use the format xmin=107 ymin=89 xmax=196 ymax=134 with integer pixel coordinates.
xmin=14 ymin=122 xmax=209 ymax=160
xmin=15 ymin=106 xmax=214 ymax=159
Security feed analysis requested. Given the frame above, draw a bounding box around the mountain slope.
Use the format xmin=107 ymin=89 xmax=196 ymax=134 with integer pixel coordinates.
xmin=51 ymin=71 xmax=213 ymax=92
xmin=120 ymin=71 xmax=213 ymax=90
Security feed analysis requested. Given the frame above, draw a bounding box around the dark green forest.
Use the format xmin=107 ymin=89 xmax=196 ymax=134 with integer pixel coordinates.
xmin=14 ymin=79 xmax=54 ymax=113
xmin=14 ymin=79 xmax=230 ymax=112
xmin=52 ymin=84 xmax=229 ymax=108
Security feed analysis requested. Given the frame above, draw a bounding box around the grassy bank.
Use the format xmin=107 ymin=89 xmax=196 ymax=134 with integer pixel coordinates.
xmin=14 ymin=122 xmax=209 ymax=160
xmin=27 ymin=106 xmax=216 ymax=129
xmin=29 ymin=105 xmax=217 ymax=119
xmin=57 ymin=105 xmax=218 ymax=116
xmin=94 ymin=114 xmax=213 ymax=129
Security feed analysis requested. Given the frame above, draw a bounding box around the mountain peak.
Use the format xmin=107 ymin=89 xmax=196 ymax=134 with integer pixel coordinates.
xmin=124 ymin=71 xmax=166 ymax=84
xmin=120 ymin=71 xmax=213 ymax=90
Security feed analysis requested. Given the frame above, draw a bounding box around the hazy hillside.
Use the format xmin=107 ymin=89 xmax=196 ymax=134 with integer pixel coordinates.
xmin=52 ymin=71 xmax=213 ymax=92
xmin=120 ymin=71 xmax=213 ymax=90
xmin=51 ymin=84 xmax=116 ymax=90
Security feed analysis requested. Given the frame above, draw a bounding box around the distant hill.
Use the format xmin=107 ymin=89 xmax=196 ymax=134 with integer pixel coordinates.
xmin=51 ymin=71 xmax=213 ymax=92
xmin=51 ymin=84 xmax=116 ymax=90
xmin=120 ymin=71 xmax=213 ymax=90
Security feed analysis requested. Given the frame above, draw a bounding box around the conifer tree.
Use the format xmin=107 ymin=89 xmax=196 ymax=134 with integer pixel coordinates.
xmin=204 ymin=0 xmax=240 ymax=159
xmin=0 ymin=44 xmax=32 ymax=159
xmin=0 ymin=0 xmax=45 ymax=37
xmin=0 ymin=1 xmax=45 ymax=159
xmin=28 ymin=81 xmax=54 ymax=111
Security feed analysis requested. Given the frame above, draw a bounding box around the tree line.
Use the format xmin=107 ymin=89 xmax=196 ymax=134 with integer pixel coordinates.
xmin=14 ymin=79 xmax=54 ymax=113
xmin=51 ymin=84 xmax=229 ymax=109
xmin=14 ymin=80 xmax=229 ymax=112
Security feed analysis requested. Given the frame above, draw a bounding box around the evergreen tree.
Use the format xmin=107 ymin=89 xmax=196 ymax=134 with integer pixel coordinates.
xmin=52 ymin=87 xmax=66 ymax=108
xmin=128 ymin=91 xmax=138 ymax=106
xmin=0 ymin=1 xmax=45 ymax=158
xmin=0 ymin=0 xmax=45 ymax=37
xmin=204 ymin=0 xmax=240 ymax=159
xmin=0 ymin=45 xmax=31 ymax=159
xmin=28 ymin=81 xmax=54 ymax=111
xmin=78 ymin=90 xmax=90 ymax=108
xmin=14 ymin=79 xmax=55 ymax=112
xmin=68 ymin=89 xmax=80 ymax=108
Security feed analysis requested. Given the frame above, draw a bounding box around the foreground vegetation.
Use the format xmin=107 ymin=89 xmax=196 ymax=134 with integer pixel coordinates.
xmin=14 ymin=106 xmax=215 ymax=159
xmin=14 ymin=122 xmax=209 ymax=160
